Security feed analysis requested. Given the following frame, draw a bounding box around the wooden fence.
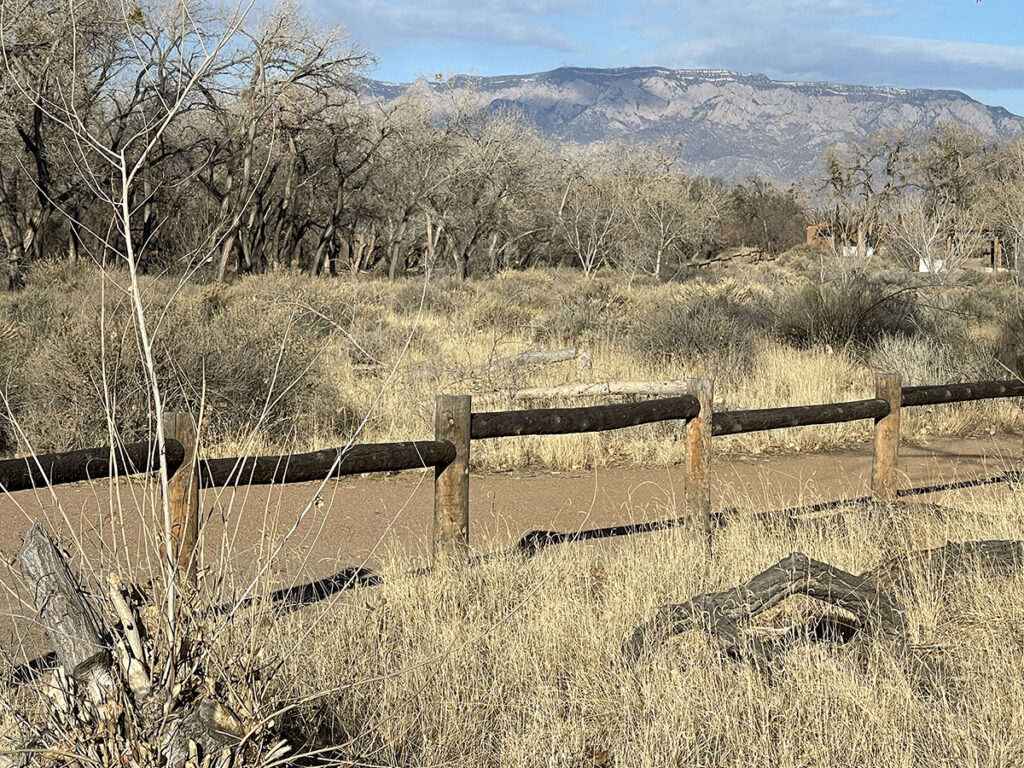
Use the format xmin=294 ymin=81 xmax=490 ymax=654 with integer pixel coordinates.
xmin=2 ymin=375 xmax=1023 ymax=568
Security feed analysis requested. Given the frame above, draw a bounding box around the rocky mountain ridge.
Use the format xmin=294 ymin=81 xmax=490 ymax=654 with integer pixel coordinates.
xmin=359 ymin=66 xmax=1024 ymax=180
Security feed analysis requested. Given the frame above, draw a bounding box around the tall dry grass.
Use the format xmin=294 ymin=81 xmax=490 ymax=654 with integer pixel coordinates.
xmin=2 ymin=258 xmax=1024 ymax=765
xmin=1 ymin=258 xmax=1020 ymax=470
xmin=4 ymin=470 xmax=1023 ymax=766
xmin=241 ymin=481 xmax=1024 ymax=766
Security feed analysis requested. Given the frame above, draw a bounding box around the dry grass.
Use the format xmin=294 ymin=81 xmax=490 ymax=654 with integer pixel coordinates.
xmin=5 ymin=475 xmax=1024 ymax=766
xmin=241 ymin=479 xmax=1024 ymax=767
xmin=2 ymin=260 xmax=1020 ymax=472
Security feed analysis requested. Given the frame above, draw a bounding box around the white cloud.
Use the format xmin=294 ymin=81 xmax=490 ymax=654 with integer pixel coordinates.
xmin=329 ymin=0 xmax=580 ymax=52
xmin=651 ymin=28 xmax=1024 ymax=92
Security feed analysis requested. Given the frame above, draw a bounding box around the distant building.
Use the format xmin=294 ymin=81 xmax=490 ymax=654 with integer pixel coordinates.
xmin=806 ymin=222 xmax=874 ymax=257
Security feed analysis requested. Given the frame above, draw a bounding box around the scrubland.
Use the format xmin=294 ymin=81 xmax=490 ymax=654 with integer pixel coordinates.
xmin=4 ymin=482 xmax=1024 ymax=766
xmin=3 ymin=253 xmax=1024 ymax=766
xmin=1 ymin=248 xmax=1022 ymax=469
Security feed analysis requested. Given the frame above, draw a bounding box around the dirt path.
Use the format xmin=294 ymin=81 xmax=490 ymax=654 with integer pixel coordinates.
xmin=1 ymin=434 xmax=1021 ymax=661
xmin=2 ymin=434 xmax=1020 ymax=569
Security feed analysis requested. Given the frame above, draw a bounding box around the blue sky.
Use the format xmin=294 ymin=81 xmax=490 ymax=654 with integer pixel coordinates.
xmin=309 ymin=0 xmax=1024 ymax=115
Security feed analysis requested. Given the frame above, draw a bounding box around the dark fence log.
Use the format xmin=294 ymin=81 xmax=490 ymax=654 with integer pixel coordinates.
xmin=901 ymin=380 xmax=1024 ymax=407
xmin=712 ymin=399 xmax=889 ymax=437
xmin=471 ymin=395 xmax=701 ymax=439
xmin=200 ymin=440 xmax=455 ymax=487
xmin=0 ymin=440 xmax=183 ymax=493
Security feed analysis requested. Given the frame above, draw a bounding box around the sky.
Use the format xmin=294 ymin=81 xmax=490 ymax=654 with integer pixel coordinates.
xmin=306 ymin=0 xmax=1024 ymax=115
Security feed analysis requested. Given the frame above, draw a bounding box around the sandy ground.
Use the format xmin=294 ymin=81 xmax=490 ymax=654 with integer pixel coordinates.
xmin=1 ymin=434 xmax=1021 ymax=661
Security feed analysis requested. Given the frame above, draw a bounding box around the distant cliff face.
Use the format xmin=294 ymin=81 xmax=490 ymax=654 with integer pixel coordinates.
xmin=360 ymin=66 xmax=1024 ymax=181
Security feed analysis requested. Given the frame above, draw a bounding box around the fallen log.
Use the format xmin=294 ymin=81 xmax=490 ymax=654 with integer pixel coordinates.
xmin=409 ymin=347 xmax=588 ymax=381
xmin=507 ymin=379 xmax=694 ymax=401
xmin=456 ymin=347 xmax=584 ymax=376
xmin=19 ymin=523 xmax=115 ymax=702
xmin=866 ymin=539 xmax=1024 ymax=592
xmin=624 ymin=552 xmax=907 ymax=665
xmin=625 ymin=539 xmax=1024 ymax=682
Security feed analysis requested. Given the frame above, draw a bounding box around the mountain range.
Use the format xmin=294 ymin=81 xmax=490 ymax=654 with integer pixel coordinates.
xmin=360 ymin=66 xmax=1024 ymax=181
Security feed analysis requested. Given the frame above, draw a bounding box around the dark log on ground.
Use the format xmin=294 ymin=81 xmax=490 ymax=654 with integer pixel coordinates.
xmin=865 ymin=539 xmax=1024 ymax=592
xmin=712 ymin=399 xmax=888 ymax=437
xmin=901 ymin=380 xmax=1024 ymax=407
xmin=471 ymin=395 xmax=700 ymax=439
xmin=0 ymin=440 xmax=184 ymax=493
xmin=201 ymin=439 xmax=455 ymax=487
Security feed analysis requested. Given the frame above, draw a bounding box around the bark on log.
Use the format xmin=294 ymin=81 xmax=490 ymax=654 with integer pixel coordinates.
xmin=901 ymin=380 xmax=1024 ymax=407
xmin=712 ymin=399 xmax=888 ymax=436
xmin=453 ymin=347 xmax=583 ymax=377
xmin=471 ymin=395 xmax=700 ymax=439
xmin=624 ymin=552 xmax=907 ymax=665
xmin=865 ymin=539 xmax=1024 ymax=592
xmin=17 ymin=523 xmax=247 ymax=767
xmin=507 ymin=379 xmax=695 ymax=401
xmin=201 ymin=439 xmax=455 ymax=487
xmin=18 ymin=523 xmax=113 ymax=698
xmin=0 ymin=440 xmax=184 ymax=493
xmin=626 ymin=539 xmax=1024 ymax=681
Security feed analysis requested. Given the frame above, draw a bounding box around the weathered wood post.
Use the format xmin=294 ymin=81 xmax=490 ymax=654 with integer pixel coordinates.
xmin=686 ymin=379 xmax=713 ymax=553
xmin=871 ymin=373 xmax=902 ymax=502
xmin=163 ymin=412 xmax=200 ymax=586
xmin=433 ymin=395 xmax=471 ymax=560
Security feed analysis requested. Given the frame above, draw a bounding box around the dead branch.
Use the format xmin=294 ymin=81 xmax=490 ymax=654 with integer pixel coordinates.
xmin=626 ymin=539 xmax=1024 ymax=672
xmin=456 ymin=347 xmax=584 ymax=377
xmin=408 ymin=347 xmax=588 ymax=382
xmin=19 ymin=523 xmax=115 ymax=702
xmin=17 ymin=522 xmax=248 ymax=767
xmin=625 ymin=552 xmax=907 ymax=665
xmin=508 ymin=378 xmax=693 ymax=401
xmin=865 ymin=539 xmax=1024 ymax=592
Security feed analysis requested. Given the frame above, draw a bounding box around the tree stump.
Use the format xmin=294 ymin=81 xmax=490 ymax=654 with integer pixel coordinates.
xmin=17 ymin=522 xmax=249 ymax=767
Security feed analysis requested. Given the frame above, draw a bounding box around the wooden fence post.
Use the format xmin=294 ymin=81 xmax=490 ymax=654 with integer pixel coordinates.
xmin=163 ymin=412 xmax=199 ymax=586
xmin=871 ymin=373 xmax=902 ymax=502
xmin=433 ymin=395 xmax=471 ymax=560
xmin=686 ymin=379 xmax=713 ymax=554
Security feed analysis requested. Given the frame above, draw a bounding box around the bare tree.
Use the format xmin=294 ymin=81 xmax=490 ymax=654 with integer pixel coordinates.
xmin=887 ymin=198 xmax=985 ymax=278
xmin=822 ymin=130 xmax=911 ymax=260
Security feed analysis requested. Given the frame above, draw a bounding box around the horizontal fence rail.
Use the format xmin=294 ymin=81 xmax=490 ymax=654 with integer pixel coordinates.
xmin=901 ymin=380 xmax=1024 ymax=407
xmin=471 ymin=395 xmax=701 ymax=439
xmin=712 ymin=399 xmax=889 ymax=436
xmin=0 ymin=440 xmax=185 ymax=494
xmin=2 ymin=375 xmax=1023 ymax=568
xmin=200 ymin=440 xmax=456 ymax=488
